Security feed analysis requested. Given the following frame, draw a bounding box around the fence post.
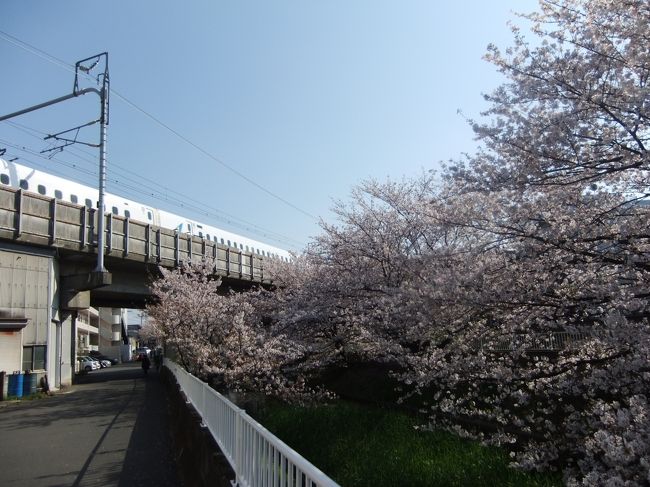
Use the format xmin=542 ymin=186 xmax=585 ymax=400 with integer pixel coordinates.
xmin=232 ymin=409 xmax=243 ymax=487
xmin=201 ymin=382 xmax=207 ymax=427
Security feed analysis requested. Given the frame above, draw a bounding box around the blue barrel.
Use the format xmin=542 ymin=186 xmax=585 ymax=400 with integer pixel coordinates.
xmin=8 ymin=373 xmax=23 ymax=398
xmin=23 ymin=373 xmax=37 ymax=397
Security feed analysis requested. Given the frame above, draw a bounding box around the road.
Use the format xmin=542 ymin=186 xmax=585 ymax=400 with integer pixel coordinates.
xmin=0 ymin=362 xmax=181 ymax=487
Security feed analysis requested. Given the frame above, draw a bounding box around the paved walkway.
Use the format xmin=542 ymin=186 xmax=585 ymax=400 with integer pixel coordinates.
xmin=0 ymin=363 xmax=181 ymax=487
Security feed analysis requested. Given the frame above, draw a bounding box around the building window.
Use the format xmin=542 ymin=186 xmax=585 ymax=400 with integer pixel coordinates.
xmin=54 ymin=190 xmax=63 ymax=200
xmin=221 ymin=238 xmax=224 ymax=244
xmin=70 ymin=194 xmax=78 ymax=204
xmin=19 ymin=179 xmax=28 ymax=190
xmin=147 ymin=211 xmax=152 ymax=221
xmin=22 ymin=345 xmax=46 ymax=371
xmin=0 ymin=174 xmax=8 ymax=185
xmin=112 ymin=207 xmax=118 ymax=215
xmin=233 ymin=241 xmax=238 ymax=249
xmin=206 ymin=234 xmax=211 ymax=241
xmin=227 ymin=240 xmax=231 ymax=247
xmin=85 ymin=198 xmax=93 ymax=209
xmin=124 ymin=210 xmax=131 ymax=218
xmin=37 ymin=184 xmax=46 ymax=195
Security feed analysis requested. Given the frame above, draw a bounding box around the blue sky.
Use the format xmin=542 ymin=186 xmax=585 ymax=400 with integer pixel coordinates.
xmin=1 ymin=1 xmax=538 ymax=251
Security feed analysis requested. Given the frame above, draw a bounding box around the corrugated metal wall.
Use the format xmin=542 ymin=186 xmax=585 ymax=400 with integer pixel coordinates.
xmin=0 ymin=249 xmax=51 ymax=372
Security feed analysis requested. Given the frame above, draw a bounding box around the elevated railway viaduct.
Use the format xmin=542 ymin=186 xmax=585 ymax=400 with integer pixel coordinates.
xmin=0 ymin=184 xmax=274 ymax=389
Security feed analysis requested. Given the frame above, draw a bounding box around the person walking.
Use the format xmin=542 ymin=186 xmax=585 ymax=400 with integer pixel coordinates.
xmin=141 ymin=353 xmax=151 ymax=376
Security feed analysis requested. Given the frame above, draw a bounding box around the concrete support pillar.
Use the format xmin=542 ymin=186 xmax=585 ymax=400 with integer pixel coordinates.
xmin=111 ymin=308 xmax=122 ymax=344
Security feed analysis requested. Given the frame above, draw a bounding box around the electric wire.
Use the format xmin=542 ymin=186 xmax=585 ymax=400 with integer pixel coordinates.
xmin=0 ymin=33 xmax=309 ymax=247
xmin=0 ymin=29 xmax=317 ymax=221
xmin=4 ymin=120 xmax=302 ymax=246
xmin=0 ymin=130 xmax=302 ymax=247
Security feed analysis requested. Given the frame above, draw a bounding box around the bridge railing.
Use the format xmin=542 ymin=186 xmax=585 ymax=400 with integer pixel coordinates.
xmin=165 ymin=359 xmax=340 ymax=487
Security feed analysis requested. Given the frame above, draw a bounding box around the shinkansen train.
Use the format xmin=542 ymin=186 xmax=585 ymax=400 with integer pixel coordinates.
xmin=0 ymin=159 xmax=291 ymax=261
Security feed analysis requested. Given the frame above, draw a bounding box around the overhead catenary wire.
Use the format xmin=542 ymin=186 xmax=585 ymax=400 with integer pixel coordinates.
xmin=3 ymin=120 xmax=303 ymax=246
xmin=0 ymin=136 xmax=302 ymax=248
xmin=0 ymin=29 xmax=315 ymax=246
xmin=0 ymin=29 xmax=316 ymax=220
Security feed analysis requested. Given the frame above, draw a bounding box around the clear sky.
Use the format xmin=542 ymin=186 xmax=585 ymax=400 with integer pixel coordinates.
xmin=1 ymin=0 xmax=538 ymax=252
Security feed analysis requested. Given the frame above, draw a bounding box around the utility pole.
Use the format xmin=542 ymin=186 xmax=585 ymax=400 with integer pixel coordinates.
xmin=74 ymin=54 xmax=110 ymax=273
xmin=0 ymin=53 xmax=111 ymax=275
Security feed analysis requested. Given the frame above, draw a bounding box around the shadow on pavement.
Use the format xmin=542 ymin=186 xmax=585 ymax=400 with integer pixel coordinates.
xmin=0 ymin=363 xmax=181 ymax=487
xmin=118 ymin=369 xmax=181 ymax=487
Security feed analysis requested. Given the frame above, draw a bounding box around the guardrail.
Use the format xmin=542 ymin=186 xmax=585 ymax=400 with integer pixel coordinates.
xmin=476 ymin=331 xmax=594 ymax=352
xmin=165 ymin=359 xmax=340 ymax=487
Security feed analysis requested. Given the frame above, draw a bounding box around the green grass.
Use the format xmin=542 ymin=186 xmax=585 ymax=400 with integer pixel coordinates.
xmin=253 ymin=401 xmax=562 ymax=487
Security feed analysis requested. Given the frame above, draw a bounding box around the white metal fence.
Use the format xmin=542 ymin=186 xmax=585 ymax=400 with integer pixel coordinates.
xmin=476 ymin=331 xmax=594 ymax=352
xmin=165 ymin=359 xmax=340 ymax=487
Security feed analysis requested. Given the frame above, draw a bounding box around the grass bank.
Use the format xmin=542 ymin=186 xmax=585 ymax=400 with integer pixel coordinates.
xmin=254 ymin=401 xmax=562 ymax=487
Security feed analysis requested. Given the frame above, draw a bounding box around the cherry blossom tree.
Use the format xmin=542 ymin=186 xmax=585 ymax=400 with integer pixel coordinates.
xmin=267 ymin=1 xmax=650 ymax=483
xmin=147 ymin=1 xmax=649 ymax=483
xmin=146 ymin=259 xmax=320 ymax=400
xmin=412 ymin=1 xmax=650 ymax=483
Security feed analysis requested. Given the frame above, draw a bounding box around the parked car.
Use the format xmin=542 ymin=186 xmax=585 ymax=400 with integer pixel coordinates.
xmin=99 ymin=359 xmax=112 ymax=368
xmin=81 ymin=356 xmax=101 ymax=370
xmin=88 ymin=351 xmax=118 ymax=365
xmin=77 ymin=356 xmax=99 ymax=372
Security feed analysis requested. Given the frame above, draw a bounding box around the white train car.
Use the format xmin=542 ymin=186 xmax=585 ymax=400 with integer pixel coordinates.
xmin=0 ymin=159 xmax=291 ymax=261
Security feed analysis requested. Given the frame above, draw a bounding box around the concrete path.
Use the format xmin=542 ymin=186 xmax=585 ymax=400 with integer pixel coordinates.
xmin=0 ymin=363 xmax=181 ymax=487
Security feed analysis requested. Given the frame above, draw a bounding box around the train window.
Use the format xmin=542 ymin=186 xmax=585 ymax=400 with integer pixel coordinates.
xmin=70 ymin=194 xmax=78 ymax=204
xmin=0 ymin=174 xmax=8 ymax=185
xmin=54 ymin=190 xmax=63 ymax=200
xmin=124 ymin=210 xmax=131 ymax=218
xmin=147 ymin=211 xmax=152 ymax=221
xmin=37 ymin=184 xmax=46 ymax=195
xmin=85 ymin=198 xmax=93 ymax=209
xmin=112 ymin=207 xmax=118 ymax=215
xmin=19 ymin=179 xmax=28 ymax=190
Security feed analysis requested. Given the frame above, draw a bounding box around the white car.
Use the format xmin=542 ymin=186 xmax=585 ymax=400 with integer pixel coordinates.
xmin=78 ymin=356 xmax=101 ymax=371
xmin=77 ymin=356 xmax=99 ymax=372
